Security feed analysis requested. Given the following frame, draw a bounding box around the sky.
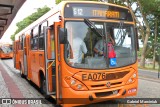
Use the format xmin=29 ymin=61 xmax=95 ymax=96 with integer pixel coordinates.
xmin=0 ymin=0 xmax=55 ymax=44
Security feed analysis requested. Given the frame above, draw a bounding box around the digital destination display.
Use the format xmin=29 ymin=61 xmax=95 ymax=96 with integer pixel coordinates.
xmin=64 ymin=3 xmax=133 ymax=21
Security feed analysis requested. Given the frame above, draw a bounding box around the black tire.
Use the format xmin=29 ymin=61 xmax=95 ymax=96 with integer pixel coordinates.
xmin=40 ymin=76 xmax=49 ymax=98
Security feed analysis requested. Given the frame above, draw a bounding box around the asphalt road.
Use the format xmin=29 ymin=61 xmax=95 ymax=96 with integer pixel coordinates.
xmin=139 ymin=69 xmax=160 ymax=79
xmin=1 ymin=59 xmax=160 ymax=107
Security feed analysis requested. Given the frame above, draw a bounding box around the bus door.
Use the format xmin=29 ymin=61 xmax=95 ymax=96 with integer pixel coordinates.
xmin=23 ymin=36 xmax=28 ymax=76
xmin=44 ymin=25 xmax=56 ymax=95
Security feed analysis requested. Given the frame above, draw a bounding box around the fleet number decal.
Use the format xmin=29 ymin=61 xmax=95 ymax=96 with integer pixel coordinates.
xmin=82 ymin=73 xmax=108 ymax=81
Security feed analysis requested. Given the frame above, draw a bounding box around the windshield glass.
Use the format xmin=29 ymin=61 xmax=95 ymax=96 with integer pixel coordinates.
xmin=1 ymin=46 xmax=12 ymax=53
xmin=64 ymin=21 xmax=136 ymax=69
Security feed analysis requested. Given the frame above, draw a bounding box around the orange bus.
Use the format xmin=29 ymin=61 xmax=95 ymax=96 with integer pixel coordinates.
xmin=14 ymin=1 xmax=138 ymax=106
xmin=0 ymin=44 xmax=13 ymax=59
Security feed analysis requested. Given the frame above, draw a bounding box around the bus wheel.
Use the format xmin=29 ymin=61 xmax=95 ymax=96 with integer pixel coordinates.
xmin=40 ymin=76 xmax=48 ymax=98
xmin=20 ymin=65 xmax=25 ymax=78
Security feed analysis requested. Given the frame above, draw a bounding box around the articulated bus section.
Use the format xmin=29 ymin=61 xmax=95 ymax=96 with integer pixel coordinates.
xmin=13 ymin=1 xmax=138 ymax=106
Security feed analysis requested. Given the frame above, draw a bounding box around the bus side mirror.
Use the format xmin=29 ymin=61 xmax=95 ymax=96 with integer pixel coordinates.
xmin=59 ymin=28 xmax=67 ymax=44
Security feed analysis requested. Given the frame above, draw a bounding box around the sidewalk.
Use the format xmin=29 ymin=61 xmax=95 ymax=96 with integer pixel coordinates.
xmin=0 ymin=61 xmax=29 ymax=107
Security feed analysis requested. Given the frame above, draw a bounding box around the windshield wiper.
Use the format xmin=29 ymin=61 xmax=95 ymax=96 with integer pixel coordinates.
xmin=84 ymin=19 xmax=103 ymax=37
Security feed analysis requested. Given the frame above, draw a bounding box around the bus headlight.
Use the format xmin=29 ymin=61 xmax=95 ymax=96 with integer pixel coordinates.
xmin=126 ymin=73 xmax=137 ymax=84
xmin=71 ymin=80 xmax=76 ymax=85
xmin=65 ymin=76 xmax=88 ymax=91
xmin=77 ymin=84 xmax=82 ymax=89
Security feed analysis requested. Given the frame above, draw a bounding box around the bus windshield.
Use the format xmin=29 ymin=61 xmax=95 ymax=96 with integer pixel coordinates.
xmin=65 ymin=21 xmax=136 ymax=69
xmin=1 ymin=46 xmax=12 ymax=53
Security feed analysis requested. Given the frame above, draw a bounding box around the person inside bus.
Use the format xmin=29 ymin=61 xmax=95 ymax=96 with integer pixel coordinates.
xmin=66 ymin=23 xmax=88 ymax=65
xmin=70 ymin=36 xmax=87 ymax=64
xmin=94 ymin=33 xmax=115 ymax=56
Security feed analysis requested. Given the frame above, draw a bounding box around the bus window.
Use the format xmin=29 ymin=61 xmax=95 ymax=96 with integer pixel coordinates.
xmin=39 ymin=36 xmax=44 ymax=50
xmin=20 ymin=36 xmax=23 ymax=50
xmin=31 ymin=26 xmax=39 ymax=50
xmin=38 ymin=21 xmax=48 ymax=50
xmin=31 ymin=37 xmax=38 ymax=50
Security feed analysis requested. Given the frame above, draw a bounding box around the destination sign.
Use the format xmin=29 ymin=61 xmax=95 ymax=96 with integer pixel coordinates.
xmin=64 ymin=3 xmax=133 ymax=21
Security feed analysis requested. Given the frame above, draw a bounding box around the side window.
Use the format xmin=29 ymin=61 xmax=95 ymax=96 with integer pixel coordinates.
xmin=39 ymin=21 xmax=48 ymax=50
xmin=31 ymin=26 xmax=39 ymax=50
xmin=20 ymin=36 xmax=23 ymax=50
xmin=39 ymin=37 xmax=44 ymax=50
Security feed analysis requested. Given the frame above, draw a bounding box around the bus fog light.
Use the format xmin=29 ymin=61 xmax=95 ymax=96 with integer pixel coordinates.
xmin=71 ymin=80 xmax=76 ymax=85
xmin=77 ymin=84 xmax=82 ymax=89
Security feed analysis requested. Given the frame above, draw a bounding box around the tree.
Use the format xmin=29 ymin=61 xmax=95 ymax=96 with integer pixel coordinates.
xmin=10 ymin=6 xmax=50 ymax=41
xmin=124 ymin=0 xmax=160 ymax=68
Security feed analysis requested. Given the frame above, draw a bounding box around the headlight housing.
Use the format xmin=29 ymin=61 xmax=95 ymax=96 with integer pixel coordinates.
xmin=126 ymin=72 xmax=137 ymax=84
xmin=65 ymin=76 xmax=88 ymax=91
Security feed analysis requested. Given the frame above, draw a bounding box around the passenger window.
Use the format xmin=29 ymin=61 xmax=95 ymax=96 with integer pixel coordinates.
xmin=38 ymin=21 xmax=48 ymax=50
xmin=31 ymin=37 xmax=38 ymax=50
xmin=31 ymin=26 xmax=39 ymax=50
xmin=20 ymin=36 xmax=23 ymax=50
xmin=39 ymin=36 xmax=44 ymax=50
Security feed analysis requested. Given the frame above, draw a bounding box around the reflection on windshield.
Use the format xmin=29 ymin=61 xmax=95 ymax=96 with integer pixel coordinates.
xmin=65 ymin=21 xmax=136 ymax=69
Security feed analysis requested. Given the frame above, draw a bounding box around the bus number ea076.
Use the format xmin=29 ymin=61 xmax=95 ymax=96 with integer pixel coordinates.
xmin=82 ymin=73 xmax=109 ymax=81
xmin=73 ymin=8 xmax=84 ymax=16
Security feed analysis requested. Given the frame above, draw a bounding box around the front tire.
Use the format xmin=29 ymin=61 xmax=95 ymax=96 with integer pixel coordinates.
xmin=40 ymin=76 xmax=49 ymax=98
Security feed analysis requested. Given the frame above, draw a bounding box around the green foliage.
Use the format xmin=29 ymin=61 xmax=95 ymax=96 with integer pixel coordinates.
xmin=139 ymin=0 xmax=160 ymax=16
xmin=56 ymin=0 xmax=61 ymax=4
xmin=10 ymin=6 xmax=50 ymax=41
